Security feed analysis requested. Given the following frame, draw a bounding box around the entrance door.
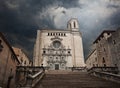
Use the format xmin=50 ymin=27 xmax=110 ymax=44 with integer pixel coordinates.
xmin=55 ymin=64 xmax=59 ymax=70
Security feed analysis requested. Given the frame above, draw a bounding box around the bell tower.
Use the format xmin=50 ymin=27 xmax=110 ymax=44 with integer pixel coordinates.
xmin=67 ymin=18 xmax=85 ymax=67
xmin=67 ymin=18 xmax=79 ymax=31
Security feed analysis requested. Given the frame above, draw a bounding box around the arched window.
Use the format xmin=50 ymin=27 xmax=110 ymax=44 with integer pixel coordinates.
xmin=51 ymin=33 xmax=52 ymax=36
xmin=73 ymin=21 xmax=76 ymax=28
xmin=102 ymin=57 xmax=105 ymax=63
xmin=70 ymin=23 xmax=71 ymax=28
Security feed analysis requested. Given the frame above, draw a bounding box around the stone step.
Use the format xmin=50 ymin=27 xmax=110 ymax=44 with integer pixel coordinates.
xmin=34 ymin=71 xmax=120 ymax=88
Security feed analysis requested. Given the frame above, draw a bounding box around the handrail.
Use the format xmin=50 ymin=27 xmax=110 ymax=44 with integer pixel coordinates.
xmin=26 ymin=70 xmax=45 ymax=87
xmin=28 ymin=70 xmax=43 ymax=79
xmin=87 ymin=67 xmax=119 ymax=74
xmin=90 ymin=71 xmax=120 ymax=83
xmin=16 ymin=66 xmax=45 ymax=88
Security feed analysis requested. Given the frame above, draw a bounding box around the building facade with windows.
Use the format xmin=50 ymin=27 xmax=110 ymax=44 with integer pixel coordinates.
xmin=86 ymin=49 xmax=98 ymax=69
xmin=0 ymin=32 xmax=20 ymax=88
xmin=86 ymin=28 xmax=120 ymax=72
xmin=12 ymin=47 xmax=32 ymax=66
xmin=33 ymin=18 xmax=85 ymax=70
xmin=108 ymin=28 xmax=120 ymax=72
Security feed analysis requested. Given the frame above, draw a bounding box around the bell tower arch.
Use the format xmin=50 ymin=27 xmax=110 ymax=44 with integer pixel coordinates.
xmin=67 ymin=18 xmax=79 ymax=31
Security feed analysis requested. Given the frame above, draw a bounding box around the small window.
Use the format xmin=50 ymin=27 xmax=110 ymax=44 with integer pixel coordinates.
xmin=59 ymin=33 xmax=60 ymax=36
xmin=64 ymin=33 xmax=66 ymax=36
xmin=104 ymin=64 xmax=106 ymax=67
xmin=21 ymin=58 xmax=23 ymax=62
xmin=74 ymin=22 xmax=76 ymax=28
xmin=68 ymin=51 xmax=70 ymax=54
xmin=104 ymin=48 xmax=106 ymax=52
xmin=61 ymin=33 xmax=63 ymax=36
xmin=95 ymin=58 xmax=97 ymax=61
xmin=51 ymin=33 xmax=52 ymax=36
xmin=48 ymin=33 xmax=49 ymax=36
xmin=102 ymin=57 xmax=105 ymax=63
xmin=113 ymin=40 xmax=116 ymax=44
xmin=70 ymin=23 xmax=71 ymax=28
xmin=24 ymin=61 xmax=26 ymax=65
xmin=43 ymin=50 xmax=46 ymax=54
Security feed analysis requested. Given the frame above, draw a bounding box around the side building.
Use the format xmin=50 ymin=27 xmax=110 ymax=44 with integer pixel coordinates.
xmin=86 ymin=49 xmax=98 ymax=69
xmin=108 ymin=28 xmax=120 ymax=72
xmin=86 ymin=28 xmax=120 ymax=72
xmin=0 ymin=32 xmax=20 ymax=88
xmin=12 ymin=47 xmax=32 ymax=66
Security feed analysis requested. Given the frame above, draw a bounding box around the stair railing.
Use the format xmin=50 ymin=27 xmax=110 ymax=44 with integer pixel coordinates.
xmin=26 ymin=70 xmax=45 ymax=87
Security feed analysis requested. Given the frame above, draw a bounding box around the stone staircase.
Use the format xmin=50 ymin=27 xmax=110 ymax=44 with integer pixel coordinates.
xmin=35 ymin=70 xmax=120 ymax=88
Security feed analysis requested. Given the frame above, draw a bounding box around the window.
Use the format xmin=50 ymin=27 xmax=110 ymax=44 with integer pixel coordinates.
xmin=21 ymin=58 xmax=23 ymax=62
xmin=68 ymin=51 xmax=70 ymax=54
xmin=48 ymin=33 xmax=49 ymax=36
xmin=53 ymin=41 xmax=61 ymax=48
xmin=104 ymin=64 xmax=106 ymax=67
xmin=95 ymin=58 xmax=97 ymax=61
xmin=104 ymin=48 xmax=106 ymax=52
xmin=43 ymin=50 xmax=46 ymax=54
xmin=59 ymin=33 xmax=60 ymax=36
xmin=74 ymin=22 xmax=76 ymax=28
xmin=51 ymin=33 xmax=52 ymax=36
xmin=70 ymin=23 xmax=71 ymax=28
xmin=102 ymin=57 xmax=105 ymax=63
xmin=113 ymin=40 xmax=116 ymax=44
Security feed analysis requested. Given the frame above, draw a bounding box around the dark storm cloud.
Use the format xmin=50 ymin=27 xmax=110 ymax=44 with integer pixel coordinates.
xmin=0 ymin=0 xmax=80 ymax=59
xmin=0 ymin=0 xmax=120 ymax=59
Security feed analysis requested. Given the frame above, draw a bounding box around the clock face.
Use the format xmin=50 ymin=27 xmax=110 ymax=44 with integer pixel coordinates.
xmin=53 ymin=41 xmax=61 ymax=48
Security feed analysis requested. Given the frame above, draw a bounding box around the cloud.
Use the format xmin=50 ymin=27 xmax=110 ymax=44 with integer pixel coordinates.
xmin=0 ymin=0 xmax=120 ymax=59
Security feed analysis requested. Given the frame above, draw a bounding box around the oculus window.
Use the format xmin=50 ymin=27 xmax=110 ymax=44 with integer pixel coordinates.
xmin=53 ymin=41 xmax=61 ymax=48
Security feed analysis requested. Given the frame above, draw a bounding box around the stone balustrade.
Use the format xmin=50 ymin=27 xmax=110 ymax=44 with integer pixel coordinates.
xmin=90 ymin=71 xmax=120 ymax=83
xmin=88 ymin=67 xmax=119 ymax=74
xmin=88 ymin=67 xmax=120 ymax=83
xmin=16 ymin=66 xmax=45 ymax=88
xmin=26 ymin=70 xmax=45 ymax=87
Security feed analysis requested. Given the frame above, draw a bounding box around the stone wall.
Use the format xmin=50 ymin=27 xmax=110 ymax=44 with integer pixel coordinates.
xmin=0 ymin=33 xmax=20 ymax=88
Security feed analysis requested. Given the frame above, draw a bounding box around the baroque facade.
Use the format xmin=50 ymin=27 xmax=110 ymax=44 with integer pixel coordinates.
xmin=33 ymin=18 xmax=85 ymax=70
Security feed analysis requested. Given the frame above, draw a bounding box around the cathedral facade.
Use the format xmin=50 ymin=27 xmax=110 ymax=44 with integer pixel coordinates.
xmin=33 ymin=18 xmax=85 ymax=70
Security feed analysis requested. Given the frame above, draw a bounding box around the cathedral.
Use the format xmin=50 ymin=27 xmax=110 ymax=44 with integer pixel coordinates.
xmin=33 ymin=18 xmax=85 ymax=70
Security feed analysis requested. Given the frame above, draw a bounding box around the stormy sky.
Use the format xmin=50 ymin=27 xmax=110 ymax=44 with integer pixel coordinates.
xmin=0 ymin=0 xmax=120 ymax=60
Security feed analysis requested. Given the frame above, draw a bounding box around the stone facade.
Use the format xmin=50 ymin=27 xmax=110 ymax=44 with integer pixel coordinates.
xmin=108 ymin=28 xmax=120 ymax=72
xmin=93 ymin=30 xmax=115 ymax=67
xmin=0 ymin=32 xmax=20 ymax=88
xmin=33 ymin=18 xmax=85 ymax=70
xmin=86 ymin=28 xmax=120 ymax=72
xmin=12 ymin=47 xmax=32 ymax=66
xmin=86 ymin=49 xmax=98 ymax=69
